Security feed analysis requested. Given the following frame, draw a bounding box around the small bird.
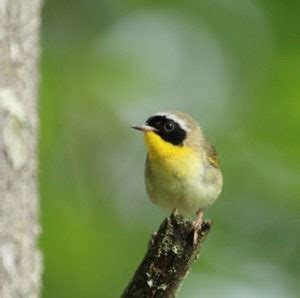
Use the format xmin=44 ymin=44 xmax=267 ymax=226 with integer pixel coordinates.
xmin=132 ymin=111 xmax=223 ymax=243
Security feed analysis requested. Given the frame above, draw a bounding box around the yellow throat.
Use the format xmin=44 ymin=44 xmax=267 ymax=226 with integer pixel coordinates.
xmin=143 ymin=132 xmax=199 ymax=179
xmin=144 ymin=131 xmax=193 ymax=158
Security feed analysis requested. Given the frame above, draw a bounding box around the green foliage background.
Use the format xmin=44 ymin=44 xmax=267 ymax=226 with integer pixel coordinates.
xmin=40 ymin=1 xmax=300 ymax=297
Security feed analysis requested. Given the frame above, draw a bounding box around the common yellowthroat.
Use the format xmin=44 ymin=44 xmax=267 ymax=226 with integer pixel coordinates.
xmin=132 ymin=111 xmax=223 ymax=243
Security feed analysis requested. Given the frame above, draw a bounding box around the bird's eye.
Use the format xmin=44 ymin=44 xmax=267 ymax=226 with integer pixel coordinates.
xmin=164 ymin=121 xmax=175 ymax=132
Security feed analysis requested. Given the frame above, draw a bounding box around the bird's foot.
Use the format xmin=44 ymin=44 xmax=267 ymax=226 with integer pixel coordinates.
xmin=191 ymin=210 xmax=203 ymax=245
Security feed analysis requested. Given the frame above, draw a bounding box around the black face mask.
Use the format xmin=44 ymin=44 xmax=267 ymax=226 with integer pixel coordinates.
xmin=146 ymin=115 xmax=187 ymax=146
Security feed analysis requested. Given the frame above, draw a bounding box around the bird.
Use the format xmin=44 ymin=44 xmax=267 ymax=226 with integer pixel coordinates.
xmin=132 ymin=111 xmax=223 ymax=244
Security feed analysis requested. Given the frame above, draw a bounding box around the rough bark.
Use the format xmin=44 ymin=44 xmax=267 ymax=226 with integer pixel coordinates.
xmin=0 ymin=1 xmax=42 ymax=297
xmin=122 ymin=213 xmax=211 ymax=298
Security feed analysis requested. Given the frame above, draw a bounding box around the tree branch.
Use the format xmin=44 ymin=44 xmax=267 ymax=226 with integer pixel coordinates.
xmin=122 ymin=213 xmax=212 ymax=298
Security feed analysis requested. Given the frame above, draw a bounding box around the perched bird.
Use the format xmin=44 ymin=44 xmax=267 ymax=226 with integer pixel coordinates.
xmin=132 ymin=111 xmax=223 ymax=243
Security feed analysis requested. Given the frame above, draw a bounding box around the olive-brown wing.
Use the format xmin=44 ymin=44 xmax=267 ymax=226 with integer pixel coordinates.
xmin=205 ymin=141 xmax=220 ymax=168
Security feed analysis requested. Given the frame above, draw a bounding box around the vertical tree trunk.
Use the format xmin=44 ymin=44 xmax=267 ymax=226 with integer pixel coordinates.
xmin=0 ymin=1 xmax=42 ymax=297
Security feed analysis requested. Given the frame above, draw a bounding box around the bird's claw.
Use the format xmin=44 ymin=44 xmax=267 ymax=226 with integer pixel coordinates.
xmin=191 ymin=210 xmax=203 ymax=245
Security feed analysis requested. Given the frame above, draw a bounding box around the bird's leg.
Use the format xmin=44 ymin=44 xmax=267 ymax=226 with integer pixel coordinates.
xmin=192 ymin=210 xmax=203 ymax=245
xmin=172 ymin=208 xmax=179 ymax=216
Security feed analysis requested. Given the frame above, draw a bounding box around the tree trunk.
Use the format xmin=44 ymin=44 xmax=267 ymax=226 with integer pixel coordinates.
xmin=0 ymin=1 xmax=42 ymax=297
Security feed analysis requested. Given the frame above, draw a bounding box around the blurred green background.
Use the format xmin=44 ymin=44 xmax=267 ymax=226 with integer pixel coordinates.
xmin=40 ymin=1 xmax=300 ymax=297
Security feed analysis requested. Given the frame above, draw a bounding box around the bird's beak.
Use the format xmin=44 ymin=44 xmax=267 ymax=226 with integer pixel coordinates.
xmin=131 ymin=124 xmax=156 ymax=132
